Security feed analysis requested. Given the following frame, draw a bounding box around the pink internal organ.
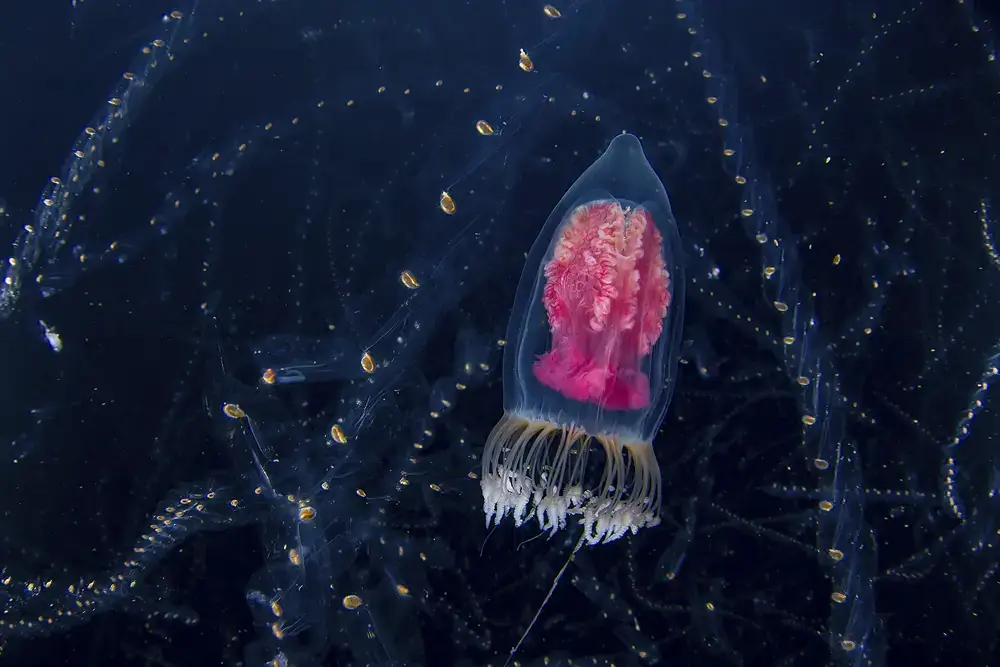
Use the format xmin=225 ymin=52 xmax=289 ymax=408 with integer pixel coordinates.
xmin=534 ymin=201 xmax=671 ymax=409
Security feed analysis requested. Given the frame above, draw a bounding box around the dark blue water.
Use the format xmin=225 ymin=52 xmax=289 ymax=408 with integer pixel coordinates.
xmin=0 ymin=1 xmax=998 ymax=665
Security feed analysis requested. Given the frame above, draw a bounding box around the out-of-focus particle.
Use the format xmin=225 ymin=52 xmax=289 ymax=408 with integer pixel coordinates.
xmin=476 ymin=120 xmax=495 ymax=136
xmin=519 ymin=48 xmax=534 ymax=72
xmin=440 ymin=191 xmax=456 ymax=214
xmin=543 ymin=4 xmax=561 ymax=18
xmin=39 ymin=320 xmax=62 ymax=352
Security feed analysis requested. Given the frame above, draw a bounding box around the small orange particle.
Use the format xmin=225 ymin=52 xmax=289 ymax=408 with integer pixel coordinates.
xmin=361 ymin=351 xmax=375 ymax=374
xmin=223 ymin=403 xmax=246 ymax=419
xmin=518 ymin=49 xmax=534 ymax=72
xmin=440 ymin=191 xmax=456 ymax=214
xmin=400 ymin=270 xmax=420 ymax=289
xmin=330 ymin=424 xmax=348 ymax=444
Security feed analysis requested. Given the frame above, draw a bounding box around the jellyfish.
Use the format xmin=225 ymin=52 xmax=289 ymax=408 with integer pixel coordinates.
xmin=482 ymin=132 xmax=685 ymax=546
